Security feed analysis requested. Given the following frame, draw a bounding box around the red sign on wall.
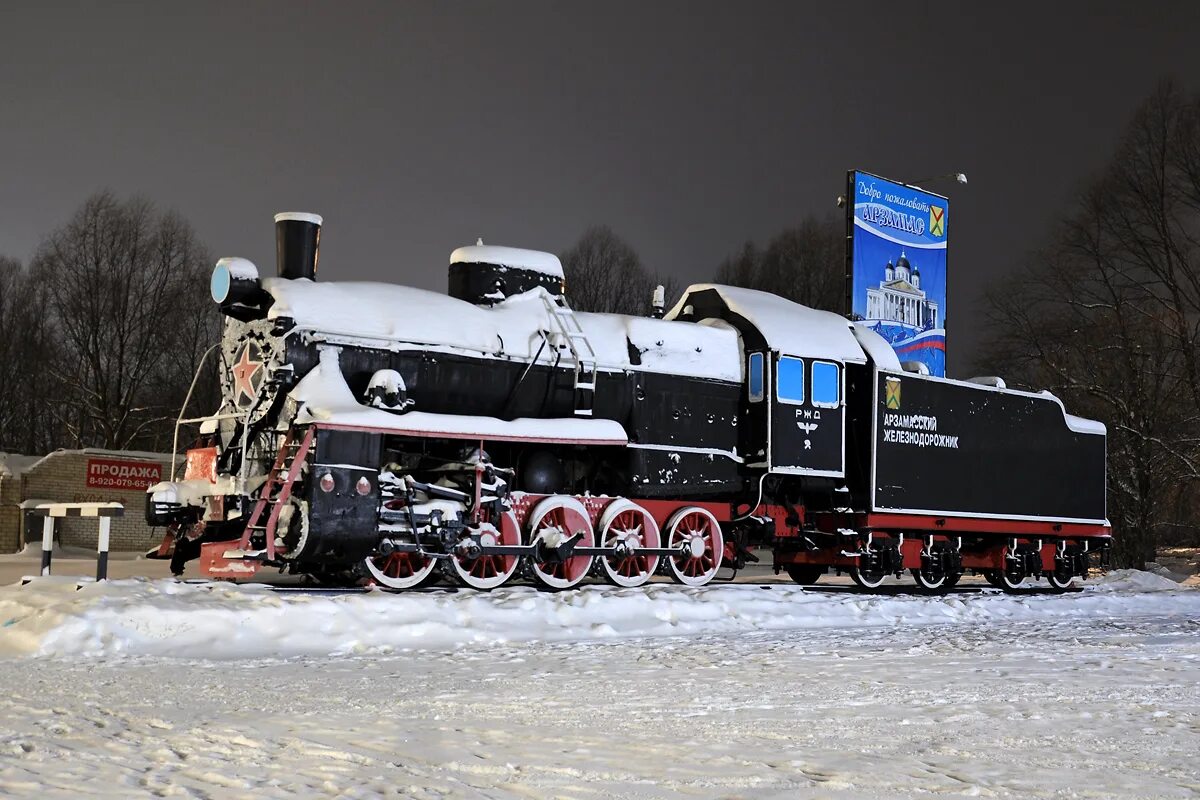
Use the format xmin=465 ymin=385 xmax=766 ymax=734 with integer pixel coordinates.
xmin=85 ymin=458 xmax=162 ymax=491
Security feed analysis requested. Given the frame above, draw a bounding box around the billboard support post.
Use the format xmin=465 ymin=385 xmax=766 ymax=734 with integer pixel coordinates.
xmin=844 ymin=170 xmax=856 ymax=319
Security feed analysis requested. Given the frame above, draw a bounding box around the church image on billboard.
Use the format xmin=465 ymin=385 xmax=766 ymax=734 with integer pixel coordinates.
xmin=848 ymin=171 xmax=948 ymax=376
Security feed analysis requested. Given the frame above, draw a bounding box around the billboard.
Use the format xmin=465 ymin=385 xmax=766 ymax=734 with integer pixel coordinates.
xmin=847 ymin=171 xmax=948 ymax=376
xmin=85 ymin=457 xmax=162 ymax=491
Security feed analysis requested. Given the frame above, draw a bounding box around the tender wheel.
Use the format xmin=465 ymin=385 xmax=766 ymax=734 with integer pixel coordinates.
xmin=664 ymin=507 xmax=723 ymax=587
xmin=527 ymin=496 xmax=595 ymax=590
xmin=990 ymin=564 xmax=1029 ymax=593
xmin=910 ymin=566 xmax=951 ymax=593
xmin=850 ymin=566 xmax=888 ymax=590
xmin=785 ymin=564 xmax=825 ymax=586
xmin=364 ymin=549 xmax=437 ymax=590
xmin=597 ymin=499 xmax=661 ymax=588
xmin=911 ymin=550 xmax=962 ymax=593
xmin=449 ymin=509 xmax=521 ymax=590
xmin=1046 ymin=567 xmax=1077 ymax=592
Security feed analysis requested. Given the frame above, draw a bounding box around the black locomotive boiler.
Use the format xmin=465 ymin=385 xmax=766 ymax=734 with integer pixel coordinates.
xmin=148 ymin=213 xmax=1110 ymax=591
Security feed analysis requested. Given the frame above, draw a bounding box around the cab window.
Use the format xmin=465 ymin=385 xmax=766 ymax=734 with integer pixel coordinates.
xmin=748 ymin=353 xmax=764 ymax=402
xmin=777 ymin=356 xmax=805 ymax=404
xmin=811 ymin=361 xmax=840 ymax=408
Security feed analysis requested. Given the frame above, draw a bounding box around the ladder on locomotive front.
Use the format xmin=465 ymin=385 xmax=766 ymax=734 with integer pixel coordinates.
xmin=237 ymin=426 xmax=314 ymax=560
xmin=542 ymin=293 xmax=598 ymax=416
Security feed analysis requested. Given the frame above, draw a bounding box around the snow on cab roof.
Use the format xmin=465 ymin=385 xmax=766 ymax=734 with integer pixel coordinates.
xmin=449 ymin=244 xmax=564 ymax=279
xmin=668 ymin=284 xmax=867 ymax=363
xmin=262 ymin=279 xmax=742 ymax=382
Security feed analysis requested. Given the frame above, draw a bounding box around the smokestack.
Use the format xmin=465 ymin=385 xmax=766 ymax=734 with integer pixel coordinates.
xmin=275 ymin=212 xmax=322 ymax=280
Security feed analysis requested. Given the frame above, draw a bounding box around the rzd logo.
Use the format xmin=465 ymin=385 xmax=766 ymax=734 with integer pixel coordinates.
xmin=929 ymin=205 xmax=946 ymax=237
xmin=885 ymin=377 xmax=902 ymax=410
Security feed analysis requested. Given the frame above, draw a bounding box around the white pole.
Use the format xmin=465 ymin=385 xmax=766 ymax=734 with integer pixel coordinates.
xmin=96 ymin=516 xmax=111 ymax=581
xmin=40 ymin=516 xmax=54 ymax=576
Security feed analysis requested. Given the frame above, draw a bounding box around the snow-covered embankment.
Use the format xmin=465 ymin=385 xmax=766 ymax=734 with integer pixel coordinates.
xmin=0 ymin=570 xmax=1195 ymax=660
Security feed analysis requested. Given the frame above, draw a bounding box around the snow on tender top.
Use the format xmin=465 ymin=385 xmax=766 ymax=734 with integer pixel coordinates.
xmin=450 ymin=244 xmax=564 ymax=278
xmin=669 ymin=284 xmax=867 ymax=363
xmin=262 ymin=279 xmax=741 ymax=382
xmin=851 ymin=323 xmax=902 ymax=370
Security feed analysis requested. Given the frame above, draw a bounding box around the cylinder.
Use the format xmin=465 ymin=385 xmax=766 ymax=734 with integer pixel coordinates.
xmin=275 ymin=212 xmax=323 ymax=280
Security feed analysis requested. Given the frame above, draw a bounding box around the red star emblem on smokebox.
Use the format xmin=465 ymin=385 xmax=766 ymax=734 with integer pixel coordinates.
xmin=231 ymin=343 xmax=263 ymax=406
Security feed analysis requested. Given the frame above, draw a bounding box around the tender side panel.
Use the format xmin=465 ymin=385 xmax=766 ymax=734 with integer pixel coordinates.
xmin=871 ymin=371 xmax=1106 ymax=522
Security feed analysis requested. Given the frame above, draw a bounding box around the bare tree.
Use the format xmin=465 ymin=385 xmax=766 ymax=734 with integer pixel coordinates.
xmin=560 ymin=226 xmax=678 ymax=315
xmin=977 ymin=80 xmax=1200 ymax=567
xmin=715 ymin=214 xmax=843 ymax=312
xmin=0 ymin=257 xmax=61 ymax=454
xmin=29 ymin=192 xmax=218 ymax=451
xmin=0 ymin=257 xmax=28 ymax=443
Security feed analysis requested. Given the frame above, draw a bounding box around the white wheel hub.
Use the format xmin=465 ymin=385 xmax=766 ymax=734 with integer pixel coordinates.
xmin=615 ymin=531 xmax=640 ymax=551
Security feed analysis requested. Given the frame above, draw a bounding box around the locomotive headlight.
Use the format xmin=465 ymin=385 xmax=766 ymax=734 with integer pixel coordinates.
xmin=355 ymin=476 xmax=372 ymax=496
xmin=210 ymin=257 xmax=261 ymax=304
xmin=319 ymin=472 xmax=336 ymax=493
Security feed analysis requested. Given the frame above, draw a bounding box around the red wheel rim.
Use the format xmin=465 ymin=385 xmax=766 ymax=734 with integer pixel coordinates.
xmin=365 ymin=544 xmax=437 ymax=589
xmin=600 ymin=502 xmax=660 ymax=586
xmin=377 ymin=551 xmax=431 ymax=580
xmin=671 ymin=512 xmax=716 ymax=576
xmin=666 ymin=508 xmax=722 ymax=586
xmin=528 ymin=497 xmax=594 ymax=588
xmin=452 ymin=509 xmax=519 ymax=589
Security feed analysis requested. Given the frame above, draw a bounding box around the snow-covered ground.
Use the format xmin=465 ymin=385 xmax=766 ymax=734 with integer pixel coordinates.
xmin=0 ymin=572 xmax=1198 ymax=798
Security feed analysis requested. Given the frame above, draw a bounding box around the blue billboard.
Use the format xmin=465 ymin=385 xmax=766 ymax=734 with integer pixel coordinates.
xmin=847 ymin=171 xmax=948 ymax=376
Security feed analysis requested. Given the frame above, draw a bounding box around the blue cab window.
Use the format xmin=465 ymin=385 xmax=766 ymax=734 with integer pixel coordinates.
xmin=812 ymin=361 xmax=840 ymax=408
xmin=748 ymin=353 xmax=764 ymax=402
xmin=777 ymin=356 xmax=805 ymax=404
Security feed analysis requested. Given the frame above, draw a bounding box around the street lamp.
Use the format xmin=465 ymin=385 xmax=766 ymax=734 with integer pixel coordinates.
xmin=907 ymin=172 xmax=968 ymax=189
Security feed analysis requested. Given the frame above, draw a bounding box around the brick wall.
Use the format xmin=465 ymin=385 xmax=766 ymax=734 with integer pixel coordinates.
xmin=3 ymin=450 xmax=175 ymax=553
xmin=0 ymin=476 xmax=21 ymax=553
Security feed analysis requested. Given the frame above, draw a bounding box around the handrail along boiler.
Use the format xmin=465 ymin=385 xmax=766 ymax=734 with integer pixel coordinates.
xmin=148 ymin=213 xmax=1111 ymax=591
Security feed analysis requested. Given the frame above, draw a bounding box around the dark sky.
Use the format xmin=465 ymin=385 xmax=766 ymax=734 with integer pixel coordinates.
xmin=3 ymin=1 xmax=1198 ymax=371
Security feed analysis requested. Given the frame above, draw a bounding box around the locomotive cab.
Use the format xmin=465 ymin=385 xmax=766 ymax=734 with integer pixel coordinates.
xmin=666 ymin=285 xmax=869 ymax=508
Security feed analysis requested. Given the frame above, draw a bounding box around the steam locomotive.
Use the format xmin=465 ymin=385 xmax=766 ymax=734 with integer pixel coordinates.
xmin=148 ymin=213 xmax=1111 ymax=591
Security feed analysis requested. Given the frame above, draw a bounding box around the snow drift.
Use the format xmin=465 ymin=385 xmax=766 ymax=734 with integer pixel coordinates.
xmin=0 ymin=571 xmax=1194 ymax=660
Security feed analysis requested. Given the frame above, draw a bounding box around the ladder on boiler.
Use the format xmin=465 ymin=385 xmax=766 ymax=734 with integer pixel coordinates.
xmin=237 ymin=426 xmax=315 ymax=561
xmin=542 ymin=293 xmax=598 ymax=416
